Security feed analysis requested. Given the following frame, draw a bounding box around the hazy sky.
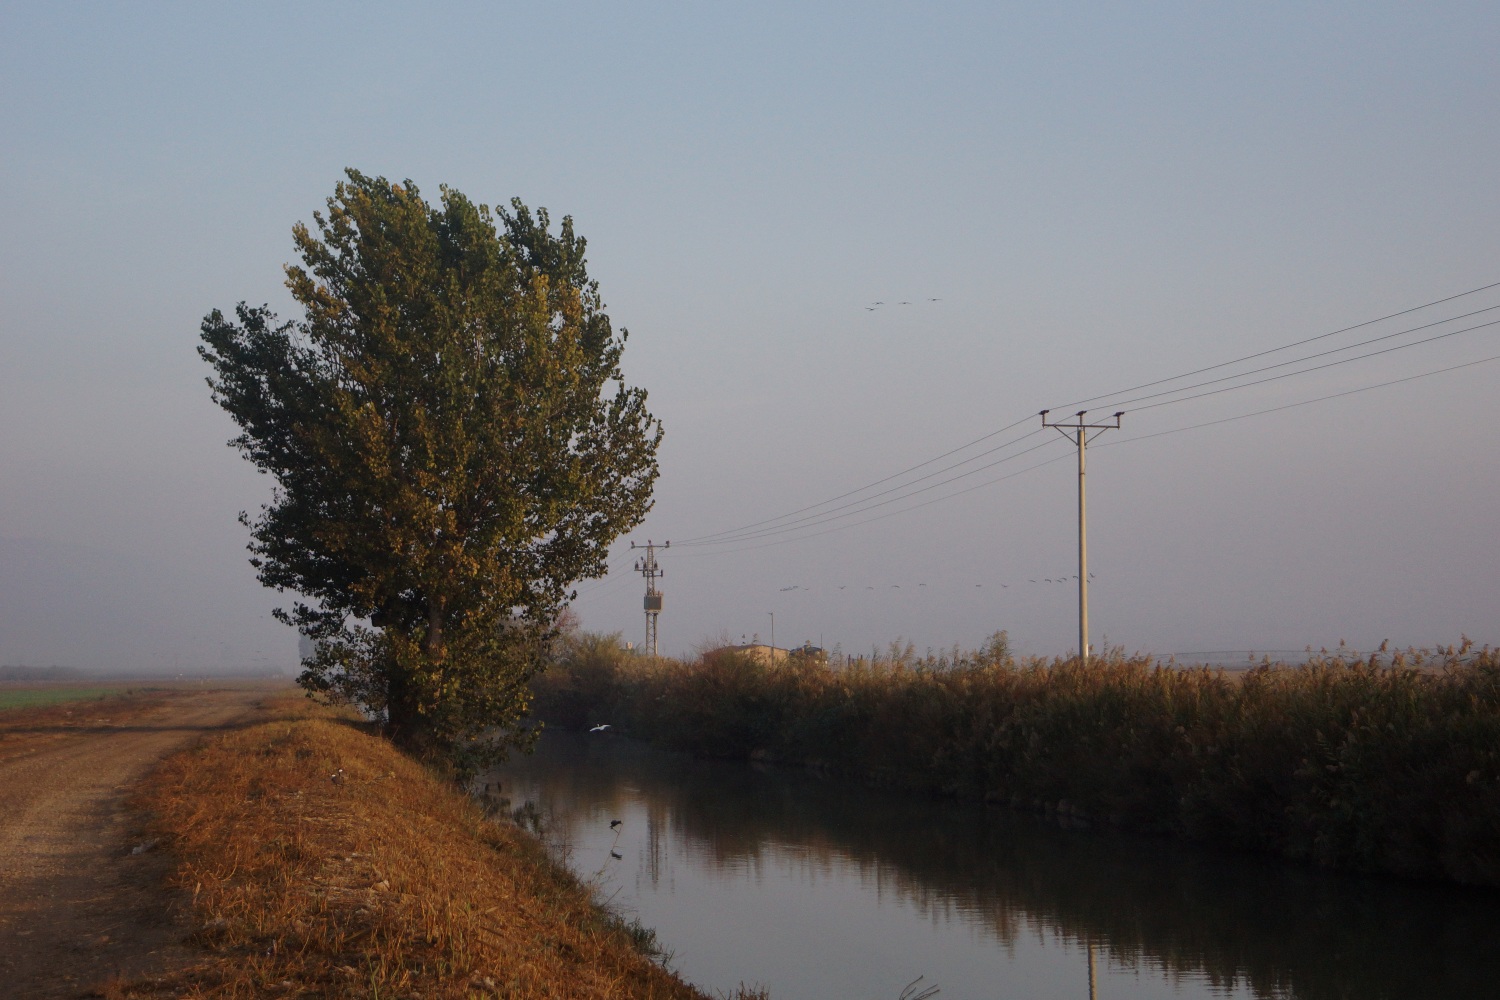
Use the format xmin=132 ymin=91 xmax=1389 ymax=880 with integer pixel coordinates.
xmin=3 ymin=2 xmax=1497 ymax=670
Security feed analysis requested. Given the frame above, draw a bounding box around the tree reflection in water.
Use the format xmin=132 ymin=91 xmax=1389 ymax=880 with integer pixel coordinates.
xmin=489 ymin=732 xmax=1500 ymax=1000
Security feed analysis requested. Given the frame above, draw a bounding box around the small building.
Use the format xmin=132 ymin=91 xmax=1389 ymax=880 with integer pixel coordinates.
xmin=710 ymin=643 xmax=786 ymax=665
xmin=707 ymin=642 xmax=826 ymax=666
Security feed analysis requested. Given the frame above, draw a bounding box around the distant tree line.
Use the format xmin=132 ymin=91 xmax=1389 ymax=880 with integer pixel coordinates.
xmin=0 ymin=665 xmax=85 ymax=681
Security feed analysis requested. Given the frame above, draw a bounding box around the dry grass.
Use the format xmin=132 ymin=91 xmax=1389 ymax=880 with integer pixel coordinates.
xmin=119 ymin=695 xmax=729 ymax=1000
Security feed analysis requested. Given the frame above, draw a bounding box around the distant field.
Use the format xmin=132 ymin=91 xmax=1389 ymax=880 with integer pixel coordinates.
xmin=0 ymin=687 xmax=124 ymax=711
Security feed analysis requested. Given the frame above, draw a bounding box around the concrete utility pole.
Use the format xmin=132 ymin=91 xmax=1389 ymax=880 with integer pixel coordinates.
xmin=631 ymin=539 xmax=669 ymax=657
xmin=1041 ymin=410 xmax=1122 ymax=665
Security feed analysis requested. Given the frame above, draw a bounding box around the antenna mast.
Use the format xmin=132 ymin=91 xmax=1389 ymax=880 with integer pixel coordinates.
xmin=631 ymin=539 xmax=669 ymax=657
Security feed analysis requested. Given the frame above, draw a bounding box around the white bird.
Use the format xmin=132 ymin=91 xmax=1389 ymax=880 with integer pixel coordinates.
xmin=589 ymin=724 xmax=611 ymax=733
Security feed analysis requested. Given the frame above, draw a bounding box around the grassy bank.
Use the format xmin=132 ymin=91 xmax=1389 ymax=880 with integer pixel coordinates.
xmin=532 ymin=636 xmax=1500 ymax=887
xmin=121 ymin=696 xmax=746 ymax=999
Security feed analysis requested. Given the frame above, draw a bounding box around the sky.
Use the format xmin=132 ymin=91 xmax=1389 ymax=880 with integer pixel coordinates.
xmin=2 ymin=2 xmax=1497 ymax=671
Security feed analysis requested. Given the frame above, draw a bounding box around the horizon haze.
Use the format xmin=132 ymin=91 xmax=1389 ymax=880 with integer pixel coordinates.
xmin=3 ymin=3 xmax=1497 ymax=671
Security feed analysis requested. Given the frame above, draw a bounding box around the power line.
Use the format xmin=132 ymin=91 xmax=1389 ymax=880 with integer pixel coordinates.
xmin=1052 ymin=278 xmax=1500 ymax=411
xmin=1097 ymin=310 xmax=1500 ymax=412
xmin=677 ymin=415 xmax=1034 ymax=544
xmin=569 ymin=551 xmax=639 ymax=597
xmin=571 ymin=568 xmax=638 ymax=600
xmin=677 ymin=428 xmax=1048 ymax=547
xmin=1128 ymin=316 xmax=1500 ymax=414
xmin=680 ymin=280 xmax=1500 ymax=553
xmin=680 ymin=433 xmax=1061 ymax=547
xmin=681 ymin=308 xmax=1498 ymax=549
xmin=674 ymin=350 xmax=1500 ymax=556
xmin=631 ymin=279 xmax=1500 ymax=566
xmin=674 ymin=451 xmax=1077 ymax=555
xmin=1101 ymin=352 xmax=1500 ymax=446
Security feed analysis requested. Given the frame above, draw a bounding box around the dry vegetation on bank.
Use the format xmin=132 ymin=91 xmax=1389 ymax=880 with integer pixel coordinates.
xmin=533 ymin=636 xmax=1500 ymax=887
xmin=119 ymin=696 xmax=741 ymax=1000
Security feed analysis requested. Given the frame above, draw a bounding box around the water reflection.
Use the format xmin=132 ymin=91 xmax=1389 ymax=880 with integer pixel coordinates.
xmin=487 ymin=731 xmax=1500 ymax=1000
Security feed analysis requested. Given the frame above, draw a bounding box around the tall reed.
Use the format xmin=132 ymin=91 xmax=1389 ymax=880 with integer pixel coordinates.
xmin=531 ymin=636 xmax=1500 ymax=886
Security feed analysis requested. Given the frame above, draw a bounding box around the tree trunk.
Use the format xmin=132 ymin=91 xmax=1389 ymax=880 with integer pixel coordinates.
xmin=424 ymin=601 xmax=445 ymax=662
xmin=384 ymin=666 xmax=429 ymax=751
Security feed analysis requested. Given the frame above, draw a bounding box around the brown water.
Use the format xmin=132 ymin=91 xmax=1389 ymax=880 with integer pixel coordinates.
xmin=486 ymin=730 xmax=1500 ymax=999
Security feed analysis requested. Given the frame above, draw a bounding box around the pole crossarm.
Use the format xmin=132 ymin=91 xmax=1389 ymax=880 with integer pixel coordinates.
xmin=1038 ymin=409 xmax=1122 ymax=665
xmin=1041 ymin=409 xmax=1124 ymax=438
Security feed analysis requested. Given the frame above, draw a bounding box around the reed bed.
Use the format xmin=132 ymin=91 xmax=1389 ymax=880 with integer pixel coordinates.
xmin=532 ymin=636 xmax=1500 ymax=887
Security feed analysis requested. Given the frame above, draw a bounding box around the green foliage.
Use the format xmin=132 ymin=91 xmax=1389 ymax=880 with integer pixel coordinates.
xmin=199 ymin=170 xmax=661 ymax=770
xmin=529 ymin=629 xmax=636 ymax=731
xmin=534 ymin=638 xmax=1500 ymax=886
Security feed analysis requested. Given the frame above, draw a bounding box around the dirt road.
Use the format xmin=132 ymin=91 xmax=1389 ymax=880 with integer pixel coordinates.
xmin=0 ymin=685 xmax=276 ymax=998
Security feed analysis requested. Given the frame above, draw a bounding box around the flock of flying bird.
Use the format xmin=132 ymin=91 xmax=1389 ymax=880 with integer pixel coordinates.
xmin=865 ymin=297 xmax=942 ymax=311
xmin=776 ymin=573 xmax=1097 ymax=593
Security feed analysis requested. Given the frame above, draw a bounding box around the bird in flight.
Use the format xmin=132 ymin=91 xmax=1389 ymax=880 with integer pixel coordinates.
xmin=589 ymin=724 xmax=611 ymax=732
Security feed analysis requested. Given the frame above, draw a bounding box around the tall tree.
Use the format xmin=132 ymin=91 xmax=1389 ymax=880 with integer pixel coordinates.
xmin=199 ymin=170 xmax=661 ymax=769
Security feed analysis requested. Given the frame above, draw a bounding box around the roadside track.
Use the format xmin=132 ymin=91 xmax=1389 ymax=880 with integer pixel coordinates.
xmin=0 ymin=685 xmax=277 ymax=998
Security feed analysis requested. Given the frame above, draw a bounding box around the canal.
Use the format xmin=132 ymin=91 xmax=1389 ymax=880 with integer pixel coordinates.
xmin=485 ymin=730 xmax=1500 ymax=999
